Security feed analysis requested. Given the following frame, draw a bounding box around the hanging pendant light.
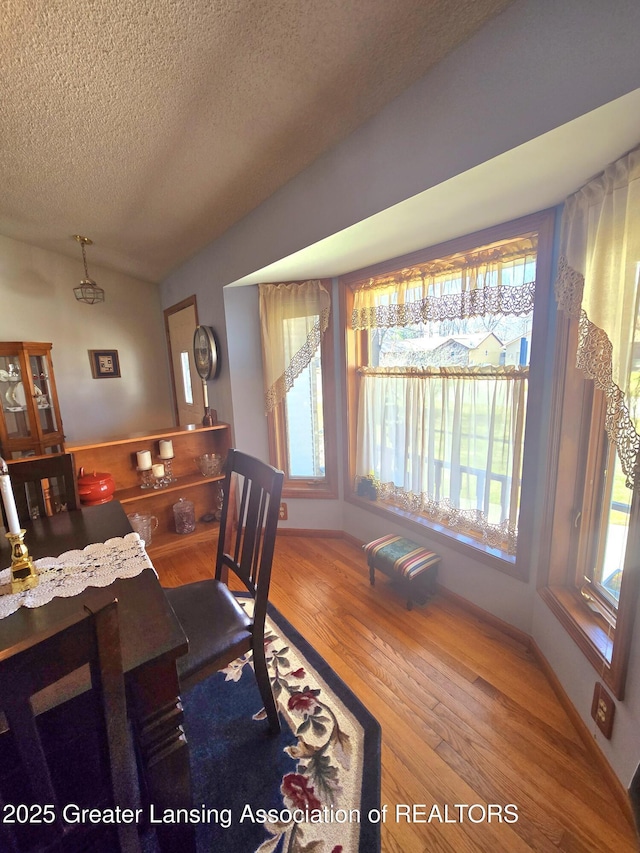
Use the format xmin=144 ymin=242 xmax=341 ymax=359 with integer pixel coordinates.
xmin=73 ymin=235 xmax=105 ymax=304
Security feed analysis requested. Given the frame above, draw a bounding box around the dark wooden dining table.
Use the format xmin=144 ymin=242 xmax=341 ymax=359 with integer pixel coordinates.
xmin=0 ymin=501 xmax=196 ymax=853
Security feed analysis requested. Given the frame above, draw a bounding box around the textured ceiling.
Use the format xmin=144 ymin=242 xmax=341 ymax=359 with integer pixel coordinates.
xmin=0 ymin=0 xmax=512 ymax=282
xmin=228 ymin=89 xmax=640 ymax=287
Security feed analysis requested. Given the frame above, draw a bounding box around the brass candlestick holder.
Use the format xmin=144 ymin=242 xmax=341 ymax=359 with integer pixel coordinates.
xmin=6 ymin=529 xmax=38 ymax=593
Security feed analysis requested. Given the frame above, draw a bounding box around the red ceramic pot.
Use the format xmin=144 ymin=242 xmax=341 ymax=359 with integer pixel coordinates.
xmin=77 ymin=467 xmax=116 ymax=505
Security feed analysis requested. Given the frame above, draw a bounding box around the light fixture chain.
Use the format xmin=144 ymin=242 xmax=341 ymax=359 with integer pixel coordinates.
xmin=81 ymin=240 xmax=89 ymax=279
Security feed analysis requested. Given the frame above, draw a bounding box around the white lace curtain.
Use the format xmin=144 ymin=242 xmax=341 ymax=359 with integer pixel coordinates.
xmin=555 ymin=144 xmax=640 ymax=489
xmin=258 ymin=280 xmax=331 ymax=414
xmin=352 ymin=237 xmax=537 ymax=330
xmin=356 ymin=366 xmax=527 ymax=553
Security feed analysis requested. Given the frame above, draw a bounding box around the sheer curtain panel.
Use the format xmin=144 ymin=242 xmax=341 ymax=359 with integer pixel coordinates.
xmin=357 ymin=366 xmax=527 ymax=553
xmin=259 ymin=280 xmax=331 ymax=414
xmin=555 ymin=144 xmax=640 ymax=489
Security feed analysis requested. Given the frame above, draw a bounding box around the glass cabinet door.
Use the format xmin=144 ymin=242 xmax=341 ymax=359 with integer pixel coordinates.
xmin=0 ymin=349 xmax=32 ymax=445
xmin=29 ymin=352 xmax=60 ymax=436
xmin=0 ymin=343 xmax=65 ymax=459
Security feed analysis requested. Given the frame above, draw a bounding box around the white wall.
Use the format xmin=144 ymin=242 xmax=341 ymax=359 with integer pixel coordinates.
xmin=222 ymin=285 xmax=265 ymax=456
xmin=160 ymin=0 xmax=640 ymax=788
xmin=533 ymin=595 xmax=640 ymax=788
xmin=0 ymin=235 xmax=174 ymax=443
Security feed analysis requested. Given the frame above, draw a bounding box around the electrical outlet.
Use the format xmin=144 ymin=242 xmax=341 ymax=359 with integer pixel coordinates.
xmin=591 ymin=682 xmax=615 ymax=739
xmin=278 ymin=502 xmax=288 ymax=520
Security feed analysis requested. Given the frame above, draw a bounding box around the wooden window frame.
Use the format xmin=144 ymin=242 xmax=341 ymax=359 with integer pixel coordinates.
xmin=539 ymin=313 xmax=640 ymax=700
xmin=265 ymin=283 xmax=338 ymax=500
xmin=340 ymin=209 xmax=557 ymax=580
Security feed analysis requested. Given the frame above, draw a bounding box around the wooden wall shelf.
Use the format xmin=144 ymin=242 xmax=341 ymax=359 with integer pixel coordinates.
xmin=68 ymin=423 xmax=232 ymax=557
xmin=116 ymin=472 xmax=225 ymax=505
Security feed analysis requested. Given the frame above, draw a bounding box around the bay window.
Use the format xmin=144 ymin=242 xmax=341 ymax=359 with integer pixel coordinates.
xmin=342 ymin=211 xmax=556 ymax=576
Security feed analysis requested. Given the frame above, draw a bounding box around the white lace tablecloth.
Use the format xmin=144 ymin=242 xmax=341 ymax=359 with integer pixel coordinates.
xmin=0 ymin=532 xmax=155 ymax=620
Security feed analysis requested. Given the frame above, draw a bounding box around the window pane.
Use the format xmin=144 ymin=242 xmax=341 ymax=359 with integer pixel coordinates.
xmin=284 ymin=351 xmax=325 ymax=478
xmin=595 ymin=446 xmax=631 ymax=605
xmin=180 ymin=351 xmax=193 ymax=405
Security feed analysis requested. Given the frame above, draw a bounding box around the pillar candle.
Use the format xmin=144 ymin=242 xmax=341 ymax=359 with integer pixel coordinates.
xmin=152 ymin=463 xmax=165 ymax=479
xmin=0 ymin=458 xmax=21 ymax=534
xmin=137 ymin=450 xmax=152 ymax=470
xmin=159 ymin=439 xmax=174 ymax=459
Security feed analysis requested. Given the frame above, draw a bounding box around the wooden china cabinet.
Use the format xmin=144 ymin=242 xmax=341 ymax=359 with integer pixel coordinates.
xmin=0 ymin=342 xmax=66 ymax=459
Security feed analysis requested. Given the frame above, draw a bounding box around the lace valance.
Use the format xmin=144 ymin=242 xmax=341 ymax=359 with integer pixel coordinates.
xmin=352 ymin=236 xmax=537 ymax=330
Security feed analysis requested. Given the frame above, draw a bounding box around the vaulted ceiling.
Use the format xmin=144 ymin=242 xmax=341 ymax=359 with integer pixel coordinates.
xmin=0 ymin=0 xmax=513 ymax=282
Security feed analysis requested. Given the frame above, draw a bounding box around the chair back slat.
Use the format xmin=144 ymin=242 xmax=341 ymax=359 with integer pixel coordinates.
xmin=251 ymin=488 xmax=270 ymax=586
xmin=239 ymin=476 xmax=266 ymax=583
xmin=232 ymin=474 xmax=252 ymax=571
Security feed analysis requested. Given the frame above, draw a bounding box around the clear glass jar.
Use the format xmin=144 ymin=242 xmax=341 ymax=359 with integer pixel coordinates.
xmin=173 ymin=497 xmax=196 ymax=534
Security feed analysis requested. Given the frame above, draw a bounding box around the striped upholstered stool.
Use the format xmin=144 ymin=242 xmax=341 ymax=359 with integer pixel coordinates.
xmin=363 ymin=535 xmax=440 ymax=610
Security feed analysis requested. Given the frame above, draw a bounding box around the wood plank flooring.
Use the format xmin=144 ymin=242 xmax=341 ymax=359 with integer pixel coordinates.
xmin=153 ymin=534 xmax=639 ymax=853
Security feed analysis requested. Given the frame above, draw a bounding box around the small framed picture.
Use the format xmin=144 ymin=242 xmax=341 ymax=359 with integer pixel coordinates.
xmin=89 ymin=349 xmax=121 ymax=378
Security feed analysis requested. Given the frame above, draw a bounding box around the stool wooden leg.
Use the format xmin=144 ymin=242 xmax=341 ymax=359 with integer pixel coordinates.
xmin=369 ymin=561 xmax=375 ymax=586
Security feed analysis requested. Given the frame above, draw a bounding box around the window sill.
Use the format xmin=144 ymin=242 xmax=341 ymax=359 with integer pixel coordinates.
xmin=282 ymin=482 xmax=338 ymax=500
xmin=345 ymin=492 xmax=526 ymax=580
xmin=539 ymin=585 xmax=617 ymax=691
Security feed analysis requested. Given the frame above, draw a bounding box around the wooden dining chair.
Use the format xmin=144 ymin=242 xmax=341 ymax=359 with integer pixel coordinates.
xmin=4 ymin=453 xmax=79 ymax=524
xmin=0 ymin=600 xmax=141 ymax=853
xmin=164 ymin=449 xmax=284 ymax=733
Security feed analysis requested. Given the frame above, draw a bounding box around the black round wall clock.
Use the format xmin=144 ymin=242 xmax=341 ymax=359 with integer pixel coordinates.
xmin=193 ymin=325 xmax=220 ymax=381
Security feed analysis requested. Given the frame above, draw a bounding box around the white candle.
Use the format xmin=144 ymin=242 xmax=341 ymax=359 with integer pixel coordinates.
xmin=152 ymin=463 xmax=165 ymax=479
xmin=0 ymin=459 xmax=21 ymax=535
xmin=137 ymin=450 xmax=152 ymax=470
xmin=159 ymin=439 xmax=174 ymax=459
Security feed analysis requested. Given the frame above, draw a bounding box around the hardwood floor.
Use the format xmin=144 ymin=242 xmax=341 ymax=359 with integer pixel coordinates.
xmin=154 ymin=535 xmax=639 ymax=853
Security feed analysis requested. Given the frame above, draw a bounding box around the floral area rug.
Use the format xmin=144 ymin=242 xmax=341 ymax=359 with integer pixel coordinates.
xmin=160 ymin=598 xmax=381 ymax=853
